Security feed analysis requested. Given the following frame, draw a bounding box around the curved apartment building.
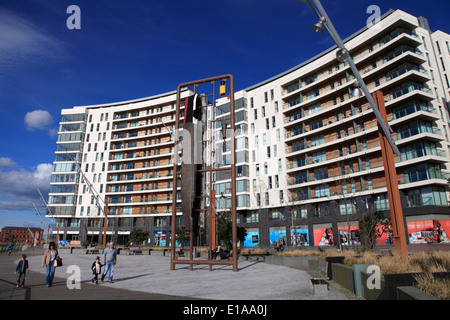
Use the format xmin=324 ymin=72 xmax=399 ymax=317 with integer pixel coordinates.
xmin=49 ymin=9 xmax=450 ymax=247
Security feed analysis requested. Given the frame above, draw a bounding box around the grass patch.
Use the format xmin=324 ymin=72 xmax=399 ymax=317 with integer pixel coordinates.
xmin=273 ymin=250 xmax=321 ymax=257
xmin=240 ymin=248 xmax=269 ymax=255
xmin=336 ymin=250 xmax=449 ymax=299
xmin=340 ymin=250 xmax=450 ymax=274
xmin=414 ymin=273 xmax=450 ymax=300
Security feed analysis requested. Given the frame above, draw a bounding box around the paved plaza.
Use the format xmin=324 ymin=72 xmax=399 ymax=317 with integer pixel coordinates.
xmin=0 ymin=248 xmax=357 ymax=300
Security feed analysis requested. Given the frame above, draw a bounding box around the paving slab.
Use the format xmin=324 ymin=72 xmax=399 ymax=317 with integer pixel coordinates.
xmin=0 ymin=249 xmax=357 ymax=300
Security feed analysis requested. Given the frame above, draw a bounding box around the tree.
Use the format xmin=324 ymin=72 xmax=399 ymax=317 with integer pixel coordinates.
xmin=252 ymin=177 xmax=268 ymax=247
xmin=129 ymin=229 xmax=149 ymax=245
xmin=175 ymin=227 xmax=190 ymax=250
xmin=217 ymin=221 xmax=247 ymax=251
xmin=358 ymin=211 xmax=391 ymax=251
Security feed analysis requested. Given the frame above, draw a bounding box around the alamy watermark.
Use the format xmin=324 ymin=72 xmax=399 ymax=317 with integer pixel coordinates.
xmin=66 ymin=265 xmax=81 ymax=289
xmin=66 ymin=5 xmax=81 ymax=30
xmin=65 ymin=4 xmax=381 ymax=31
xmin=366 ymin=264 xmax=381 ymax=290
xmin=367 ymin=5 xmax=381 ymax=30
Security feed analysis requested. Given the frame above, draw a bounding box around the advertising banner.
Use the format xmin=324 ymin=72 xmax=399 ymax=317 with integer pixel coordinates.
xmin=269 ymin=229 xmax=287 ymax=247
xmin=313 ymin=227 xmax=333 ymax=246
xmin=291 ymin=228 xmax=309 ymax=246
xmin=407 ymin=220 xmax=450 ymax=243
xmin=338 ymin=225 xmax=360 ymax=245
xmin=243 ymin=231 xmax=260 ymax=247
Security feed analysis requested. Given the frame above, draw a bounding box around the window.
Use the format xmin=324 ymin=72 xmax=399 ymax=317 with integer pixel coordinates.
xmin=310 ymin=119 xmax=323 ymax=131
xmin=306 ymin=89 xmax=320 ymax=100
xmin=315 ymin=185 xmax=330 ymax=198
xmin=310 ymin=134 xmax=324 ymax=146
xmin=308 ymin=103 xmax=321 ymax=115
xmin=312 ymin=151 xmax=326 ymax=163
xmin=314 ymin=167 xmax=328 ymax=180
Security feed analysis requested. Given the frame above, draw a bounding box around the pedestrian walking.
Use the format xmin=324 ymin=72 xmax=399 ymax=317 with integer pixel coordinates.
xmin=101 ymin=242 xmax=117 ymax=283
xmin=15 ymin=254 xmax=29 ymax=287
xmin=41 ymin=241 xmax=59 ymax=287
xmin=91 ymin=256 xmax=102 ymax=284
xmin=7 ymin=242 xmax=13 ymax=256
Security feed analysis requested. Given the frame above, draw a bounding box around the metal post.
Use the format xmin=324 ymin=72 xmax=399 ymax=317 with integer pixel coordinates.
xmin=229 ymin=76 xmax=238 ymax=272
xmin=373 ymin=91 xmax=408 ymax=258
xmin=305 ymin=0 xmax=400 ymax=156
xmin=102 ymin=204 xmax=109 ymax=248
xmin=300 ymin=0 xmax=407 ymax=257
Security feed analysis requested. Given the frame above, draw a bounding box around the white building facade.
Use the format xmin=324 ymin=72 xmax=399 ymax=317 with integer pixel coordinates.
xmin=49 ymin=9 xmax=450 ymax=247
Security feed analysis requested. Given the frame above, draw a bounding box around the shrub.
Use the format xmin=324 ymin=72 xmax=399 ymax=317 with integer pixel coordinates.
xmin=274 ymin=249 xmax=320 ymax=257
xmin=414 ymin=273 xmax=450 ymax=300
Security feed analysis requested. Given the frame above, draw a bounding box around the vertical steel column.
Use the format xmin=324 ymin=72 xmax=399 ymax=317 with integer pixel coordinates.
xmin=228 ymin=75 xmax=238 ymax=272
xmin=170 ymin=85 xmax=182 ymax=271
xmin=373 ymin=91 xmax=408 ymax=258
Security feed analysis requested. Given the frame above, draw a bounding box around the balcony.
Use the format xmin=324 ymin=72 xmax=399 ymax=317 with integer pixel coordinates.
xmin=386 ymin=81 xmax=435 ymax=107
xmin=281 ymin=27 xmax=422 ymax=101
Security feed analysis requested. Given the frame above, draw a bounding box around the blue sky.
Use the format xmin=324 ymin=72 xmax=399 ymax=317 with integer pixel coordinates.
xmin=1 ymin=0 xmax=450 ymax=230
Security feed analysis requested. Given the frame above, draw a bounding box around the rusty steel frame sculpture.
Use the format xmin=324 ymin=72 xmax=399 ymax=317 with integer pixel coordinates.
xmin=170 ymin=74 xmax=238 ymax=272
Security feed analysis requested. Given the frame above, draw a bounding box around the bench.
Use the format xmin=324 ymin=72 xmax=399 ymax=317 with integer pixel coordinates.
xmin=308 ymin=259 xmax=329 ymax=280
xmin=176 ymin=250 xmax=185 ymax=257
xmin=241 ymin=254 xmax=267 ymax=262
xmin=129 ymin=250 xmax=143 ymax=255
xmin=86 ymin=249 xmax=100 ymax=255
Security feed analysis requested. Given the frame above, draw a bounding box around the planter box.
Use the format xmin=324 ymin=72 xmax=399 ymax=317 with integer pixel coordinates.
xmin=151 ymin=249 xmax=170 ymax=256
xmin=361 ymin=271 xmax=387 ymax=300
xmin=384 ymin=272 xmax=449 ymax=300
xmin=353 ymin=264 xmax=370 ymax=297
xmin=360 ymin=271 xmax=449 ymax=300
xmin=266 ymin=255 xmax=319 ymax=267
xmin=325 ymin=256 xmax=345 ymax=279
xmin=331 ymin=263 xmax=354 ymax=293
xmin=397 ymin=286 xmax=438 ymax=300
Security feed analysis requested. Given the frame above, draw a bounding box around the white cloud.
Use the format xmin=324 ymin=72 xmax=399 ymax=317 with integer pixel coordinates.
xmin=0 ymin=162 xmax=52 ymax=212
xmin=0 ymin=157 xmax=16 ymax=168
xmin=24 ymin=109 xmax=54 ymax=131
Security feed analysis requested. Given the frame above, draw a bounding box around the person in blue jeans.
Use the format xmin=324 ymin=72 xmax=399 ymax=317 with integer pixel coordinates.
xmin=41 ymin=242 xmax=59 ymax=287
xmin=101 ymin=242 xmax=117 ymax=283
